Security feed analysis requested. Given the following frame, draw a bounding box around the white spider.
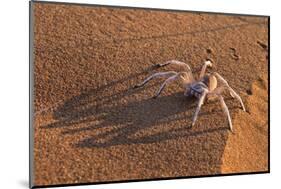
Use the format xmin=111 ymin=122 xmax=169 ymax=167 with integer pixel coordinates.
xmin=134 ymin=60 xmax=246 ymax=132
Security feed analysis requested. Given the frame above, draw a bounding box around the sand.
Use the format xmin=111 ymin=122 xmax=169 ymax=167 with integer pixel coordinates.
xmin=32 ymin=2 xmax=269 ymax=186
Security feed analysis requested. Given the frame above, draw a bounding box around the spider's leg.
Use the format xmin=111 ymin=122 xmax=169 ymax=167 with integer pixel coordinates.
xmin=213 ymin=72 xmax=246 ymax=111
xmin=154 ymin=71 xmax=194 ymax=98
xmin=153 ymin=74 xmax=179 ymax=98
xmin=212 ymin=72 xmax=234 ymax=97
xmin=155 ymin=60 xmax=192 ymax=72
xmin=199 ymin=60 xmax=213 ymax=79
xmin=191 ymin=91 xmax=207 ymax=127
xmin=218 ymin=95 xmax=233 ymax=132
xmin=211 ymin=86 xmax=225 ymax=95
xmin=134 ymin=71 xmax=177 ymax=88
xmin=155 ymin=60 xmax=195 ymax=83
xmin=227 ymin=87 xmax=246 ymax=111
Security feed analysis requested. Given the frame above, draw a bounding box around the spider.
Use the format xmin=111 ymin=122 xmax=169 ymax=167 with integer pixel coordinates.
xmin=133 ymin=60 xmax=246 ymax=132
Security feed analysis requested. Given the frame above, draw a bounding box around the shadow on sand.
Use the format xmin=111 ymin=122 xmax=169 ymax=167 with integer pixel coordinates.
xmin=39 ymin=63 xmax=241 ymax=176
xmin=41 ymin=65 xmax=234 ymax=149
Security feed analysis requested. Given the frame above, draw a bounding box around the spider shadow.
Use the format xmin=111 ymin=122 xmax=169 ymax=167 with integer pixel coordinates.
xmin=71 ymin=94 xmax=234 ymax=148
xmin=41 ymin=65 xmax=236 ymax=148
xmin=40 ymin=64 xmax=240 ymax=176
xmin=42 ymin=62 xmax=208 ymax=130
xmin=41 ymin=66 xmax=168 ymax=130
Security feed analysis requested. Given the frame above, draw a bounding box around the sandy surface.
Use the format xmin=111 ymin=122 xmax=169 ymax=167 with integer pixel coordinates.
xmin=32 ymin=2 xmax=269 ymax=186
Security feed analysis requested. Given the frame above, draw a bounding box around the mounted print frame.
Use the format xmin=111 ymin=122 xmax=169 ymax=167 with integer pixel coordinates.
xmin=29 ymin=0 xmax=270 ymax=188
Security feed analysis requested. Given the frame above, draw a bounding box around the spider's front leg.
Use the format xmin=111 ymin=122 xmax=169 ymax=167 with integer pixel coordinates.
xmin=219 ymin=95 xmax=233 ymax=132
xmin=153 ymin=71 xmax=194 ymax=99
xmin=152 ymin=73 xmax=180 ymax=99
xmin=213 ymin=72 xmax=246 ymax=111
xmin=205 ymin=92 xmax=234 ymax=132
xmin=133 ymin=71 xmax=177 ymax=89
xmin=199 ymin=60 xmax=213 ymax=79
xmin=191 ymin=90 xmax=208 ymax=127
xmin=155 ymin=60 xmax=192 ymax=72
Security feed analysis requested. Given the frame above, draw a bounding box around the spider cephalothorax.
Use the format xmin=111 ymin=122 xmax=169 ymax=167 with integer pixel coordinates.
xmin=134 ymin=60 xmax=246 ymax=132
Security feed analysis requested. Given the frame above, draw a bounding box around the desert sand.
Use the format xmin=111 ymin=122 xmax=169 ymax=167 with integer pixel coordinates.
xmin=32 ymin=2 xmax=269 ymax=186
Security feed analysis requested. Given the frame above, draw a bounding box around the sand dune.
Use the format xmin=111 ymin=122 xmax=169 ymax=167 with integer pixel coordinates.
xmin=32 ymin=2 xmax=268 ymax=186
